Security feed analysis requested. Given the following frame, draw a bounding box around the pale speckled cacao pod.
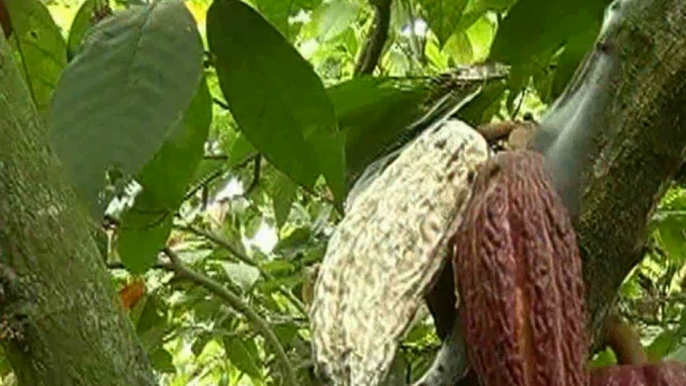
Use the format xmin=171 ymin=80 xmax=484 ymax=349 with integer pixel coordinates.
xmin=310 ymin=119 xmax=490 ymax=386
xmin=452 ymin=150 xmax=589 ymax=386
xmin=591 ymin=362 xmax=686 ymax=386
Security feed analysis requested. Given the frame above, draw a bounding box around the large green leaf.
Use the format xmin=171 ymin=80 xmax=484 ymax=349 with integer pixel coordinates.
xmin=417 ymin=0 xmax=469 ymax=47
xmin=50 ymin=1 xmax=204 ymax=214
xmin=223 ymin=335 xmax=262 ymax=379
xmin=489 ymin=0 xmax=610 ymax=99
xmin=5 ymin=0 xmax=66 ymax=113
xmin=254 ymin=0 xmax=322 ymax=41
xmin=118 ymin=78 xmax=212 ymax=274
xmin=207 ymin=0 xmax=345 ymax=204
xmin=309 ymin=0 xmax=360 ymax=42
xmin=330 ymin=77 xmax=428 ymax=179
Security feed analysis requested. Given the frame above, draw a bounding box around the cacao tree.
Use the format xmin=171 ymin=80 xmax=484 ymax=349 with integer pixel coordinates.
xmin=2 ymin=0 xmax=686 ymax=385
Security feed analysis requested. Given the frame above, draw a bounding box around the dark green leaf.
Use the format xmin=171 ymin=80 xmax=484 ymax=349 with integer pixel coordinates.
xmin=224 ymin=335 xmax=262 ymax=378
xmin=330 ymin=77 xmax=428 ymax=179
xmin=136 ymin=77 xmax=212 ymax=210
xmin=273 ymin=171 xmax=298 ymax=229
xmin=228 ymin=134 xmax=257 ymax=168
xmin=490 ymin=0 xmax=610 ymax=99
xmin=207 ymin=0 xmax=345 ymax=204
xmin=50 ymin=1 xmax=204 ymax=214
xmin=273 ymin=323 xmax=299 ymax=347
xmin=117 ymin=211 xmax=172 ymax=274
xmin=262 ymin=260 xmax=295 ymax=274
xmin=149 ymin=348 xmax=175 ymax=373
xmin=549 ymin=25 xmax=599 ymax=100
xmin=118 ymin=78 xmax=211 ymax=273
xmin=417 ymin=0 xmax=469 ymax=46
xmin=5 ymin=0 xmax=66 ymax=113
xmin=66 ymin=0 xmax=96 ymax=60
xmin=192 ymin=332 xmax=213 ymax=356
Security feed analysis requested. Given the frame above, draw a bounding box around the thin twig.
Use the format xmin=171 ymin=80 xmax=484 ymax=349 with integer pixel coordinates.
xmin=163 ymin=248 xmax=298 ymax=386
xmin=174 ymin=224 xmax=308 ymax=315
xmin=213 ymin=98 xmax=230 ymax=110
xmin=245 ymin=155 xmax=262 ymax=196
xmin=106 ymin=261 xmax=172 ymax=271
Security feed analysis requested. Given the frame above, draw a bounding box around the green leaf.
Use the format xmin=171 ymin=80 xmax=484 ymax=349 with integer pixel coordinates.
xmin=138 ymin=77 xmax=212 ymax=209
xmin=330 ymin=77 xmax=428 ymax=179
xmin=223 ymin=336 xmax=262 ymax=379
xmin=118 ymin=212 xmax=173 ymax=274
xmin=192 ymin=332 xmax=213 ymax=356
xmin=273 ymin=323 xmax=299 ymax=347
xmin=443 ymin=31 xmax=473 ymax=65
xmin=590 ymin=347 xmax=617 ymax=368
xmin=667 ymin=345 xmax=686 ymax=363
xmin=273 ymin=171 xmax=298 ymax=229
xmin=50 ymin=1 xmax=204 ymax=214
xmin=220 ymin=262 xmax=261 ymax=291
xmin=149 ymin=348 xmax=175 ymax=373
xmin=228 ymin=134 xmax=257 ymax=168
xmin=655 ymin=212 xmax=686 ymax=265
xmin=549 ymin=24 xmax=599 ymax=101
xmin=117 ymin=78 xmax=212 ymax=274
xmin=418 ymin=0 xmax=469 ymax=46
xmin=465 ymin=14 xmax=496 ymax=63
xmin=254 ymin=0 xmax=322 ymax=40
xmin=489 ymin=0 xmax=610 ymax=95
xmin=4 ymin=0 xmax=67 ymax=113
xmin=309 ymin=0 xmax=360 ymax=42
xmin=207 ymin=0 xmax=345 ymax=205
xmin=66 ymin=0 xmax=105 ymax=60
xmin=647 ymin=330 xmax=678 ymax=361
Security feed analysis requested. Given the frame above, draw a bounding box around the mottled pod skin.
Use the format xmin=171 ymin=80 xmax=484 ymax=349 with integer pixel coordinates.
xmin=452 ymin=150 xmax=589 ymax=386
xmin=310 ymin=120 xmax=490 ymax=386
xmin=591 ymin=362 xmax=686 ymax=386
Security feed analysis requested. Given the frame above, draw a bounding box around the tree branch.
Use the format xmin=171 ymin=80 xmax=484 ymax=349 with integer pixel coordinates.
xmin=354 ymin=0 xmax=393 ymax=76
xmin=174 ymin=224 xmax=308 ymax=315
xmin=163 ymin=247 xmax=298 ymax=386
xmin=533 ymin=0 xmax=686 ymax=338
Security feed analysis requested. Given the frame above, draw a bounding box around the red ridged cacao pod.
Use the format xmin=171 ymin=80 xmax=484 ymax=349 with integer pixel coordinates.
xmin=591 ymin=362 xmax=686 ymax=386
xmin=452 ymin=150 xmax=589 ymax=386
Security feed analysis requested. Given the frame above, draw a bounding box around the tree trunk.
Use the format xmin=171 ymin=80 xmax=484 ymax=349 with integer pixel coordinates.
xmin=539 ymin=0 xmax=686 ymax=337
xmin=0 ymin=30 xmax=156 ymax=386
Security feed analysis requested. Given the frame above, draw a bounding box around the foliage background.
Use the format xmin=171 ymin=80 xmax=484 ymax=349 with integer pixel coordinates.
xmin=2 ymin=0 xmax=686 ymax=384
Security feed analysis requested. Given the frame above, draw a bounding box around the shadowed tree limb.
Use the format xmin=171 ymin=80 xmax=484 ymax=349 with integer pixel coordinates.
xmin=355 ymin=0 xmax=393 ymax=76
xmin=532 ymin=0 xmax=686 ymax=338
xmin=163 ymin=247 xmax=298 ymax=386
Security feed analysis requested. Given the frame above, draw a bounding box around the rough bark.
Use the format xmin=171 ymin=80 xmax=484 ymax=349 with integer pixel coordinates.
xmin=537 ymin=0 xmax=686 ymax=337
xmin=0 ymin=29 xmax=156 ymax=386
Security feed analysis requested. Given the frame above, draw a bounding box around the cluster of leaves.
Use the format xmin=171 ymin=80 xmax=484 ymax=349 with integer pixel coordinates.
xmin=1 ymin=0 xmax=685 ymax=384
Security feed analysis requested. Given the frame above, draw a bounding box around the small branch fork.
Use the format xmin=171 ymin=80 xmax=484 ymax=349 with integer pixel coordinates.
xmin=162 ymin=247 xmax=298 ymax=386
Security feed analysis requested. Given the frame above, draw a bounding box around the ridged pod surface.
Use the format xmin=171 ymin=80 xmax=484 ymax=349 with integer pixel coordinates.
xmin=310 ymin=119 xmax=490 ymax=386
xmin=452 ymin=150 xmax=589 ymax=386
xmin=591 ymin=362 xmax=686 ymax=386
